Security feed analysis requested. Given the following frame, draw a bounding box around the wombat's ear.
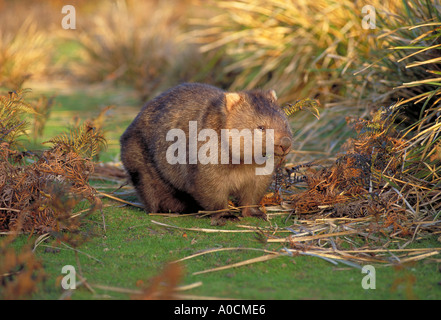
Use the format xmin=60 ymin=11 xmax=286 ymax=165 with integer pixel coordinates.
xmin=225 ymin=93 xmax=241 ymax=112
xmin=268 ymin=89 xmax=277 ymax=101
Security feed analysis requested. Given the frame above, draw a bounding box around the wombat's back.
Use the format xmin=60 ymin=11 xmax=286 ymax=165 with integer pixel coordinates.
xmin=137 ymin=83 xmax=225 ymax=133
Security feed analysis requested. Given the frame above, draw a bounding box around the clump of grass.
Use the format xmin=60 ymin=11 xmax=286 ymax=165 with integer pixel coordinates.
xmin=190 ymin=0 xmax=400 ymax=103
xmin=71 ymin=0 xmax=196 ymax=99
xmin=350 ymin=1 xmax=441 ymax=119
xmin=190 ymin=0 xmax=440 ymax=170
xmin=0 ymin=2 xmax=57 ymax=90
xmin=345 ymin=1 xmax=441 ymax=200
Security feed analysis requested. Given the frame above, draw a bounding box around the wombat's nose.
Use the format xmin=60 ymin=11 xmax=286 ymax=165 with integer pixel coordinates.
xmin=280 ymin=136 xmax=292 ymax=153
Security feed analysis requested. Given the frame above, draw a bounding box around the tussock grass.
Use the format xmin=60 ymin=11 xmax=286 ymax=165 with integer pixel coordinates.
xmin=0 ymin=0 xmax=75 ymax=90
xmin=351 ymin=2 xmax=441 ymax=108
xmin=347 ymin=1 xmax=441 ymax=197
xmin=70 ymin=0 xmax=196 ymax=99
xmin=189 ymin=0 xmax=400 ymax=103
xmin=0 ymin=15 xmax=53 ymax=90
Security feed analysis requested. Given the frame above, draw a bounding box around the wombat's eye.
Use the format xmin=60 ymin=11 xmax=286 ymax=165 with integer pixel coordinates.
xmin=257 ymin=126 xmax=265 ymax=131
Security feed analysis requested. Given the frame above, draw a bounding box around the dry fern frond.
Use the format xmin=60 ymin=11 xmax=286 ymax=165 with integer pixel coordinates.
xmin=131 ymin=263 xmax=183 ymax=300
xmin=0 ymin=241 xmax=44 ymax=300
xmin=0 ymin=91 xmax=106 ymax=234
xmin=283 ymin=98 xmax=321 ymax=119
xmin=45 ymin=121 xmax=107 ymax=160
xmin=0 ymin=90 xmax=35 ymax=148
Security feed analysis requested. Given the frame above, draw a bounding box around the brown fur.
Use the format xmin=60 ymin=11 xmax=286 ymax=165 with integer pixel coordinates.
xmin=120 ymin=83 xmax=292 ymax=222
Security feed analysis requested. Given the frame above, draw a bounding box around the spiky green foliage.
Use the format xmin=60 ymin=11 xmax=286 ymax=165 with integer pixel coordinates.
xmin=189 ymin=0 xmax=401 ymax=104
xmin=350 ymin=1 xmax=441 ymax=116
xmin=345 ymin=1 xmax=441 ymax=189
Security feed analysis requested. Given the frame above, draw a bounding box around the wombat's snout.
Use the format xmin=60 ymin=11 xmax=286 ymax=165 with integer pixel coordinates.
xmin=276 ymin=136 xmax=292 ymax=156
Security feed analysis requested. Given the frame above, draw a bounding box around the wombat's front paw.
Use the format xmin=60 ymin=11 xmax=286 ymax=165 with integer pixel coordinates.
xmin=241 ymin=207 xmax=268 ymax=221
xmin=210 ymin=211 xmax=240 ymax=226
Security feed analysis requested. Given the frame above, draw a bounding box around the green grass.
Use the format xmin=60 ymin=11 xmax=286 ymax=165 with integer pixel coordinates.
xmin=13 ymin=201 xmax=440 ymax=300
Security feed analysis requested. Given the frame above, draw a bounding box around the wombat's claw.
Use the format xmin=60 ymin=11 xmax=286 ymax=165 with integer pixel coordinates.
xmin=241 ymin=207 xmax=268 ymax=221
xmin=210 ymin=212 xmax=240 ymax=226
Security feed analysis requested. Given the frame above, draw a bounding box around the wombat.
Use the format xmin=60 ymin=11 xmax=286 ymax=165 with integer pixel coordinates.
xmin=120 ymin=83 xmax=292 ymax=222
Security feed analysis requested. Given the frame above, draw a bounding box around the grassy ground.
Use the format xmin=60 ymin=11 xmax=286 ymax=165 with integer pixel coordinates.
xmin=15 ymin=200 xmax=440 ymax=300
